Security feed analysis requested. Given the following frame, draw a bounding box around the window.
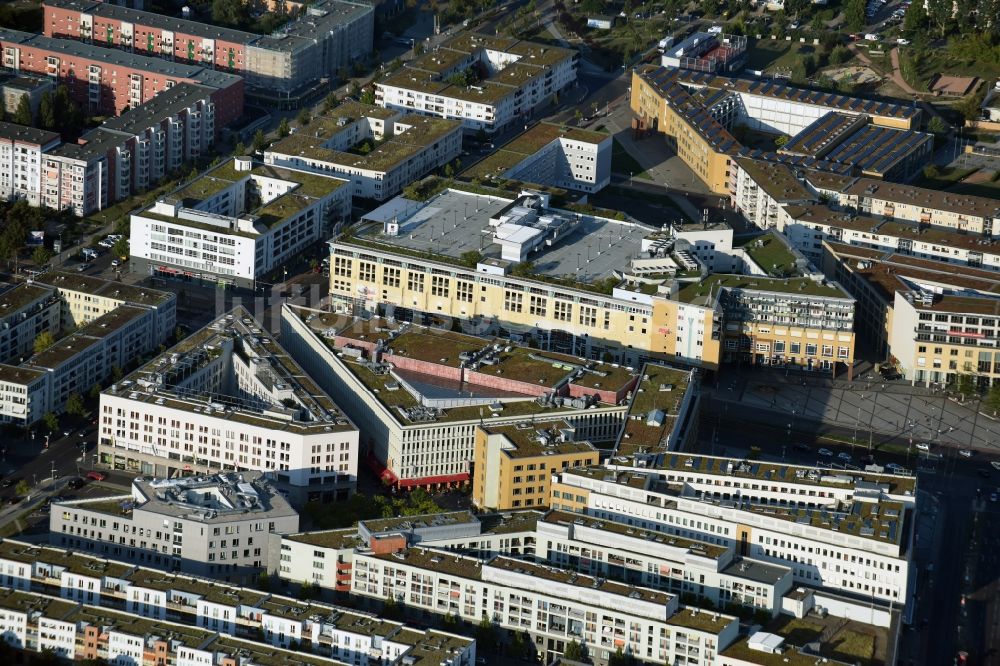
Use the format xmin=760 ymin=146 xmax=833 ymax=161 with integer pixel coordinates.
xmin=579 ymin=306 xmax=597 ymax=327
xmin=456 ymin=281 xmax=473 ymax=302
xmin=504 ymin=290 xmax=523 ymax=313
xmin=431 ymin=276 xmax=449 ymax=297
xmin=554 ymin=301 xmax=571 ymax=322
xmin=383 ymin=266 xmax=400 ymax=288
xmin=790 ymin=342 xmax=801 ymax=355
xmin=529 ymin=295 xmax=546 ymax=316
xmin=806 ymin=343 xmax=817 ymax=356
xmin=407 ymin=272 xmax=424 ymax=292
xmin=333 ymin=257 xmax=351 ymax=277
xmin=359 ymin=262 xmax=376 ymax=282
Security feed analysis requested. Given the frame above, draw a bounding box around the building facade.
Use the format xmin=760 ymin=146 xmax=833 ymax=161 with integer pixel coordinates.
xmin=129 ymin=158 xmax=350 ymax=288
xmin=0 ymin=122 xmax=60 ymax=206
xmin=97 ymin=307 xmax=359 ymax=503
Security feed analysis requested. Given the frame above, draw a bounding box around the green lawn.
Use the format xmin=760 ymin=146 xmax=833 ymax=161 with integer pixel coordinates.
xmin=828 ymin=630 xmax=876 ymax=665
xmin=912 ymin=166 xmax=978 ymax=190
xmin=745 ymin=40 xmax=818 ymax=74
xmin=611 ymin=139 xmax=647 ymax=178
xmin=775 ymin=617 xmax=824 ymax=645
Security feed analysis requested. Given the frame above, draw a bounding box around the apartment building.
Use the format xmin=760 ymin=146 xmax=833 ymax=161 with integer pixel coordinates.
xmin=0 ymin=72 xmax=54 ymax=118
xmin=44 ymin=0 xmax=374 ymax=104
xmin=264 ymin=103 xmax=462 ymax=201
xmin=129 ymin=157 xmax=350 ymax=288
xmin=631 ymin=66 xmax=922 ymax=194
xmin=0 ymin=122 xmax=60 ymax=206
xmin=324 ymin=187 xmax=856 ymax=374
xmin=0 ymin=272 xmax=175 ymax=425
xmin=375 ymin=33 xmax=578 ymax=134
xmin=822 ymin=241 xmax=1000 ymax=387
xmin=0 ymin=27 xmax=243 ymax=124
xmin=0 ymin=283 xmax=60 ymax=364
xmin=51 ymin=472 xmax=299 ymax=582
xmin=354 ymin=547 xmax=739 ymax=666
xmin=466 ymin=122 xmax=612 ymax=193
xmin=731 ymin=158 xmax=1000 ymax=274
xmin=97 ymin=307 xmax=359 ymax=503
xmin=279 ymin=305 xmax=647 ymax=490
xmin=0 ymin=539 xmax=476 ymax=666
xmin=473 ymin=422 xmax=600 ymax=511
xmin=552 ymin=453 xmax=916 ymax=608
xmin=273 ymin=510 xmax=541 ymax=591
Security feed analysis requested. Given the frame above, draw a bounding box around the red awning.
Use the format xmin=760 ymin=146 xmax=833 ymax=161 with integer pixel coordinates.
xmin=397 ymin=472 xmax=469 ymax=488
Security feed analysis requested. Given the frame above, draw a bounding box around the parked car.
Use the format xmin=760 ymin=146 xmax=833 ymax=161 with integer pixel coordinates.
xmin=818 ymin=448 xmax=833 ymax=457
xmin=897 ymin=38 xmax=910 ymax=45
xmin=915 ymin=442 xmax=931 ymax=452
xmin=67 ymin=477 xmax=86 ymax=490
xmin=959 ymin=449 xmax=973 ymax=458
xmin=85 ymin=471 xmax=107 ymax=481
xmin=885 ymin=462 xmax=904 ymax=472
xmin=991 ymin=461 xmax=1000 ymax=471
xmin=837 ymin=452 xmax=852 ymax=462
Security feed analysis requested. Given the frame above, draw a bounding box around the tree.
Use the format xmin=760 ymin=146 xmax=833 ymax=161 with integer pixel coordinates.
xmin=845 ymin=0 xmax=866 ymax=31
xmin=459 ymin=250 xmax=483 ymax=267
xmin=32 ymin=246 xmax=52 ymax=267
xmin=234 ymin=140 xmax=247 ymax=156
xmin=38 ymin=91 xmax=56 ymax=130
xmin=296 ymin=107 xmax=311 ymax=126
xmin=212 ymin=0 xmax=249 ymax=27
xmin=985 ymin=382 xmax=1000 ymax=414
xmin=608 ymin=647 xmax=632 ymax=666
xmin=112 ymin=237 xmax=129 ymax=260
xmin=34 ymin=331 xmax=55 ymax=355
xmin=563 ymin=639 xmax=585 ymax=660
xmin=42 ymin=411 xmax=59 ymax=432
xmin=829 ymin=45 xmax=851 ymax=65
xmin=53 ymin=85 xmax=83 ymax=138
xmin=12 ymin=95 xmax=32 ymax=126
xmin=382 ymin=595 xmax=403 ymax=620
xmin=175 ymin=326 xmax=186 ymax=342
xmin=902 ymin=0 xmax=927 ymax=33
xmin=360 ymin=87 xmax=376 ymax=105
xmin=89 ymin=383 xmax=102 ymax=400
xmin=927 ymin=115 xmax=949 ymax=135
xmin=14 ymin=480 xmax=30 ymax=497
xmin=111 ymin=365 xmax=123 ymax=382
xmin=443 ymin=163 xmax=455 ymax=178
xmin=252 ymin=129 xmax=268 ymax=154
xmin=278 ymin=117 xmax=291 ymax=138
xmin=65 ymin=392 xmax=85 ymax=417
xmin=956 ymin=373 xmax=976 ymax=399
xmin=322 ymin=92 xmax=339 ymax=112
xmin=475 ymin=615 xmax=496 ymax=645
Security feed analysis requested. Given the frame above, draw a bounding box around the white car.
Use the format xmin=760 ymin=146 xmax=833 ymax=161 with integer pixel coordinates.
xmin=915 ymin=442 xmax=931 ymax=452
xmin=897 ymin=38 xmax=910 ymax=45
xmin=707 ymin=25 xmax=723 ymax=34
xmin=959 ymin=449 xmax=973 ymax=458
xmin=990 ymin=461 xmax=1000 ymax=471
xmin=818 ymin=448 xmax=833 ymax=457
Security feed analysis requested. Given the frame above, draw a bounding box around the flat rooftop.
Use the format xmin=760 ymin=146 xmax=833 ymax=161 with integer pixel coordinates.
xmin=36 ymin=271 xmax=174 ymax=306
xmin=615 ymin=363 xmax=694 ymax=456
xmin=543 ymin=509 xmax=729 ymax=560
xmin=106 ymin=306 xmax=354 ymax=434
xmin=676 ymin=273 xmax=849 ymax=308
xmin=0 ymin=283 xmax=55 ymax=316
xmin=738 ymin=232 xmax=801 ymax=277
xmin=285 ymin=529 xmax=364 ymax=550
xmin=733 ymin=157 xmax=812 ymax=202
xmin=0 ymin=588 xmax=79 ymax=621
xmin=466 ymin=122 xmax=609 ymax=180
xmin=0 ymin=120 xmax=60 ymax=146
xmin=0 ymin=540 xmax=134 ymax=579
xmin=483 ymin=421 xmax=597 ymax=459
xmin=350 ymin=188 xmax=654 ymax=288
xmin=842 ymin=178 xmax=1000 ymax=219
xmin=126 ymin=566 xmax=268 ymax=607
xmin=361 ymin=511 xmax=478 ymax=535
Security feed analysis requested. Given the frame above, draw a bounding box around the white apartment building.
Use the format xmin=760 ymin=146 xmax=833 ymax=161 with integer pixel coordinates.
xmin=375 ymin=33 xmax=578 ymax=134
xmin=279 ymin=305 xmax=641 ymax=490
xmin=265 ymin=102 xmax=462 ymax=201
xmin=98 ymin=307 xmax=359 ymax=504
xmin=51 ymin=472 xmax=299 ymax=582
xmin=0 ymin=539 xmax=476 ymax=666
xmin=0 ymin=283 xmax=60 ymax=364
xmin=353 ymin=547 xmax=740 ymax=666
xmin=273 ymin=510 xmax=542 ymax=592
xmin=730 ymin=158 xmax=1000 ymax=273
xmin=0 ymin=273 xmax=175 ymax=425
xmin=0 ymin=121 xmax=60 ymax=206
xmin=129 ymin=157 xmax=351 ymax=288
xmin=536 ymin=510 xmax=793 ymax=617
xmin=553 ymin=455 xmax=916 ymax=608
xmin=478 ymin=122 xmax=612 ymax=193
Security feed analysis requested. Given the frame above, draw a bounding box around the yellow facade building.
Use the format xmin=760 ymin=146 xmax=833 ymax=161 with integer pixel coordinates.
xmin=473 ymin=421 xmax=599 ymax=511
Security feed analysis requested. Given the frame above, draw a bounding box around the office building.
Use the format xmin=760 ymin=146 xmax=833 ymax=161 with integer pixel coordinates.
xmin=466 ymin=122 xmax=612 ymax=193
xmin=43 ymin=0 xmax=374 ymax=104
xmin=0 ymin=272 xmax=175 ymax=426
xmin=264 ymin=102 xmax=462 ymax=201
xmin=280 ymin=305 xmax=659 ymax=490
xmin=631 ymin=66 xmax=922 ymax=194
xmin=375 ymin=33 xmax=578 ymax=134
xmin=97 ymin=307 xmax=359 ymax=503
xmin=0 ymin=539 xmax=476 ymax=666
xmin=552 ymin=453 xmax=916 ymax=608
xmin=0 ymin=27 xmax=243 ymax=124
xmin=129 ymin=157 xmax=350 ymax=288
xmin=323 ymin=187 xmax=856 ymax=374
xmin=51 ymin=472 xmax=298 ymax=582
xmin=660 ymin=32 xmax=747 ymax=73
